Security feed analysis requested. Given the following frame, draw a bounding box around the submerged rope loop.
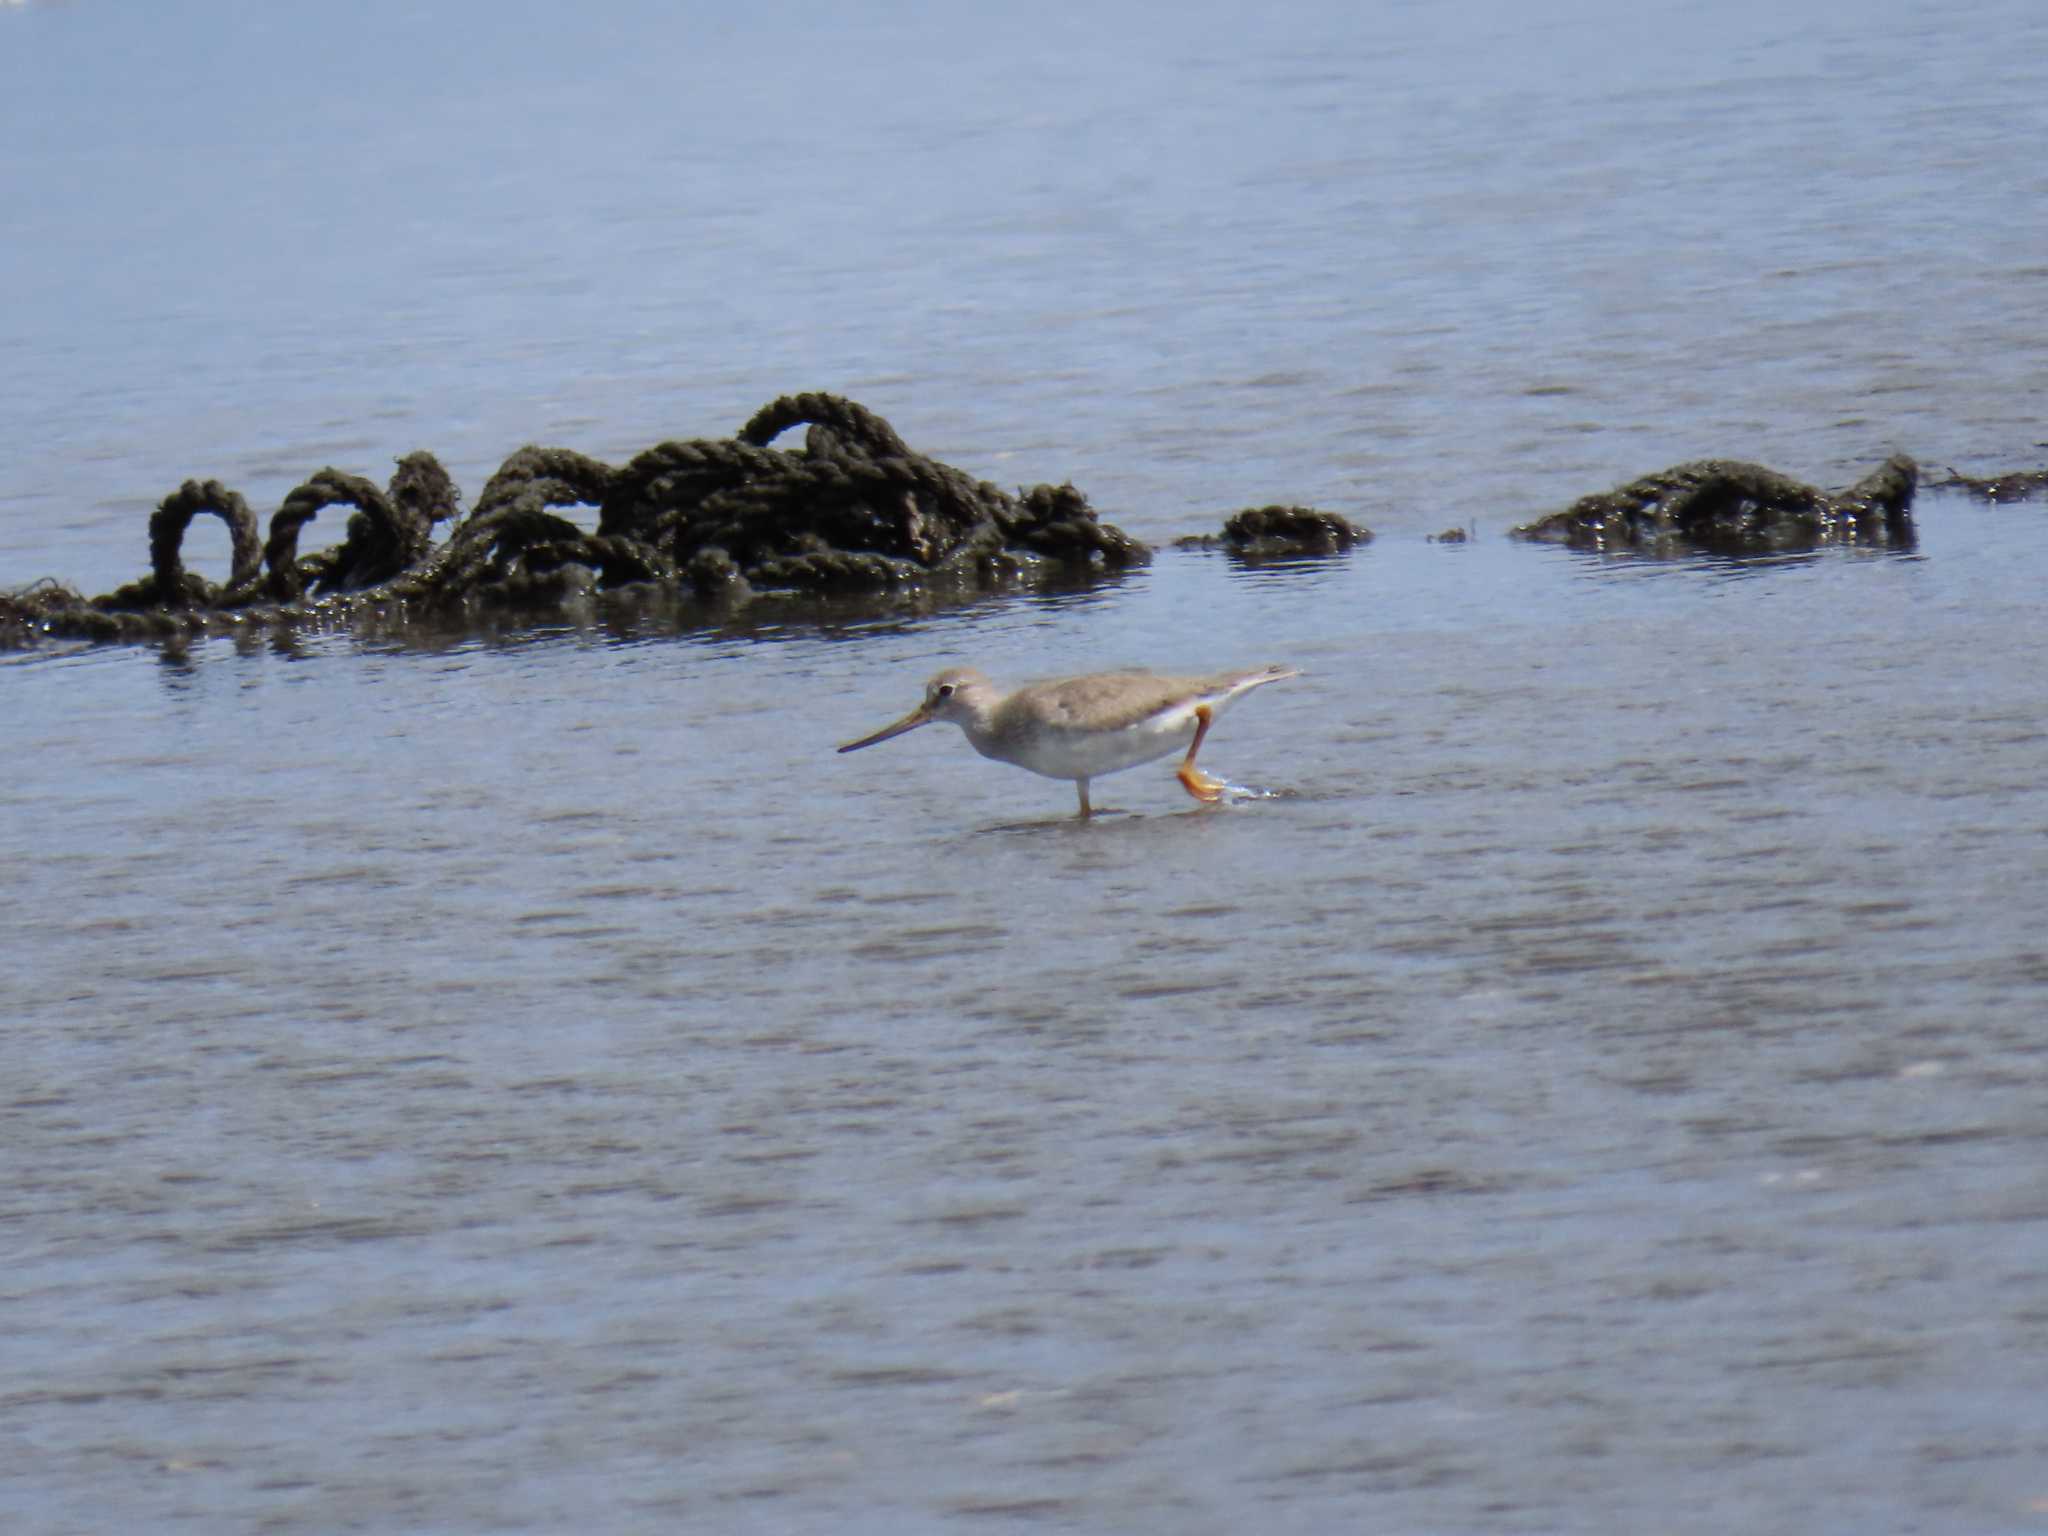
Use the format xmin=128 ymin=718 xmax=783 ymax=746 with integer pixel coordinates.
xmin=739 ymin=392 xmax=913 ymax=459
xmin=263 ymin=467 xmax=440 ymax=600
xmin=148 ymin=480 xmax=264 ymax=601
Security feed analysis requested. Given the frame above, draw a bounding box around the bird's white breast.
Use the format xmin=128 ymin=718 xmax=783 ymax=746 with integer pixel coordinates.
xmin=964 ymin=707 xmax=1200 ymax=781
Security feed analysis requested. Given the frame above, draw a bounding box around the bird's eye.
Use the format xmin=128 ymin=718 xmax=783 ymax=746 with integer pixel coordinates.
xmin=936 ymin=683 xmax=955 ymax=699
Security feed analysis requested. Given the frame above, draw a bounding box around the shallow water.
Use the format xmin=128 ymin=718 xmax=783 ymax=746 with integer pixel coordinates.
xmin=9 ymin=504 xmax=2048 ymax=1532
xmin=5 ymin=1 xmax=2048 ymax=1531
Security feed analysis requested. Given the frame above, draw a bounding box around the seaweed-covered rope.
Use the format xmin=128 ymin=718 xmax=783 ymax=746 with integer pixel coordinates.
xmin=3 ymin=393 xmax=1148 ymax=646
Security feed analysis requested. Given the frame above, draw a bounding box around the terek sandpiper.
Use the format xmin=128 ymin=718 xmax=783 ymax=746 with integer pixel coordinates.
xmin=838 ymin=664 xmax=1299 ymax=816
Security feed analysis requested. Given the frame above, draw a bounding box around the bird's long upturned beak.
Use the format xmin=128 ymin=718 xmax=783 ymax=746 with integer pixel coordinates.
xmin=837 ymin=704 xmax=933 ymax=753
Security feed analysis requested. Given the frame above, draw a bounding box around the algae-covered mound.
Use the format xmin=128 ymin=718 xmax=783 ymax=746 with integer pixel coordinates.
xmin=1512 ymin=455 xmax=1918 ymax=555
xmin=1174 ymin=505 xmax=1373 ymax=559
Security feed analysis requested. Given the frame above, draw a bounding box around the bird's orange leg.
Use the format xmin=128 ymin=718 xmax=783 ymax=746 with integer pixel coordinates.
xmin=1076 ymin=778 xmax=1093 ymax=818
xmin=1175 ymin=705 xmax=1226 ymax=803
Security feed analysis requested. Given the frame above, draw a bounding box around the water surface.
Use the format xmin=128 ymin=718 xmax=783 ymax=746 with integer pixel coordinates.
xmin=4 ymin=2 xmax=2047 ymax=1531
